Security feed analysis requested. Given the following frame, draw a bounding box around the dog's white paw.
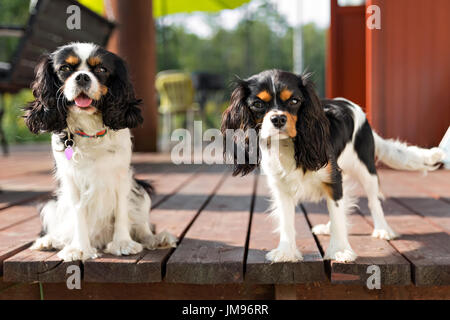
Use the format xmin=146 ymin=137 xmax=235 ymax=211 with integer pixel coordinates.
xmin=266 ymin=245 xmax=303 ymax=263
xmin=30 ymin=235 xmax=61 ymax=251
xmin=422 ymin=147 xmax=446 ymax=170
xmin=141 ymin=234 xmax=159 ymax=250
xmin=426 ymin=148 xmax=446 ymax=164
xmin=372 ymin=228 xmax=399 ymax=240
xmin=156 ymin=231 xmax=178 ymax=248
xmin=325 ymin=248 xmax=357 ymax=262
xmin=57 ymin=245 xmax=99 ymax=262
xmin=105 ymin=239 xmax=143 ymax=256
xmin=312 ymin=222 xmax=330 ymax=235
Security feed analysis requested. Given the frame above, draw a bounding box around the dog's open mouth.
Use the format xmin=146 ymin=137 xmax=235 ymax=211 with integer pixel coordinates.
xmin=74 ymin=93 xmax=93 ymax=108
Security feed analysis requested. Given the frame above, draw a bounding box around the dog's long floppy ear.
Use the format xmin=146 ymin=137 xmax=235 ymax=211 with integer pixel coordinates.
xmin=24 ymin=55 xmax=67 ymax=134
xmin=221 ymin=80 xmax=259 ymax=176
xmin=294 ymin=74 xmax=330 ymax=171
xmin=101 ymin=55 xmax=143 ymax=130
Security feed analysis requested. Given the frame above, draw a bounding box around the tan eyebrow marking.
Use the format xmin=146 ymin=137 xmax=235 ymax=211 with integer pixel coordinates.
xmin=256 ymin=90 xmax=272 ymax=102
xmin=87 ymin=56 xmax=102 ymax=66
xmin=65 ymin=55 xmax=79 ymax=65
xmin=280 ymin=89 xmax=293 ymax=101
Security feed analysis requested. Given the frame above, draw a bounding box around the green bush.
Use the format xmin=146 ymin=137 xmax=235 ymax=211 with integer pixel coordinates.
xmin=2 ymin=90 xmax=50 ymax=144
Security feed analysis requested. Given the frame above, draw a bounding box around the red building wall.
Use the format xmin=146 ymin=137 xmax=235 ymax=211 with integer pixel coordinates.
xmin=329 ymin=0 xmax=450 ymax=147
xmin=327 ymin=1 xmax=366 ymax=109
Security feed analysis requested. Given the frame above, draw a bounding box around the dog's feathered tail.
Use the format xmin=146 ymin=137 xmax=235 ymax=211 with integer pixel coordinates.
xmin=373 ymin=132 xmax=446 ymax=172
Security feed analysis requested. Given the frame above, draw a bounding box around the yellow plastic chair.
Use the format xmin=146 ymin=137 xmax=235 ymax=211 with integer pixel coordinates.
xmin=155 ymin=71 xmax=197 ymax=151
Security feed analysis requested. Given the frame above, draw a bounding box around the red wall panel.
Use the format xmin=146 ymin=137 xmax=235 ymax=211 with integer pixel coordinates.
xmin=327 ymin=0 xmax=366 ymax=109
xmin=366 ymin=0 xmax=450 ymax=147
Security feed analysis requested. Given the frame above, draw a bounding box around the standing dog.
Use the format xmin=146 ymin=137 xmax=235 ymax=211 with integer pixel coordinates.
xmin=24 ymin=42 xmax=176 ymax=261
xmin=221 ymin=69 xmax=445 ymax=262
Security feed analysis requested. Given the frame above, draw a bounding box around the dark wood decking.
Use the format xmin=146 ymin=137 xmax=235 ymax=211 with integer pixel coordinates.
xmin=1 ymin=148 xmax=450 ymax=299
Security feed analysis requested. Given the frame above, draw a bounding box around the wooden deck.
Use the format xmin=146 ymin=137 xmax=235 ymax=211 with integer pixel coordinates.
xmin=1 ymin=146 xmax=450 ymax=299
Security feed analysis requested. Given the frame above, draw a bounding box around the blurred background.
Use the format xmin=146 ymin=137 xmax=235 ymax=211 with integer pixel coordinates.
xmin=0 ymin=0 xmax=448 ymax=154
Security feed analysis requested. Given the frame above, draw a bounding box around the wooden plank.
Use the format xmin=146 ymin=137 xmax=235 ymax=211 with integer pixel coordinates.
xmin=377 ymin=169 xmax=450 ymax=198
xmin=245 ymin=177 xmax=326 ymax=284
xmin=0 ymin=153 xmax=52 ymax=180
xmin=0 ymin=191 xmax=50 ymax=211
xmin=3 ymin=249 xmax=80 ymax=283
xmin=0 ymin=203 xmax=40 ymax=231
xmin=83 ymin=170 xmax=225 ymax=283
xmin=0 ymin=172 xmax=56 ymax=192
xmin=41 ymin=282 xmax=274 ymax=300
xmin=165 ymin=174 xmax=255 ymax=284
xmin=0 ymin=217 xmax=41 ymax=275
xmin=3 ymin=165 xmax=219 ymax=283
xmin=304 ymin=201 xmax=411 ymax=286
xmin=134 ymin=163 xmax=208 ymax=208
xmin=393 ymin=197 xmax=450 ymax=233
xmin=358 ymin=198 xmax=450 ymax=286
xmin=0 ymin=278 xmax=40 ymax=300
xmin=274 ymin=284 xmax=297 ymax=300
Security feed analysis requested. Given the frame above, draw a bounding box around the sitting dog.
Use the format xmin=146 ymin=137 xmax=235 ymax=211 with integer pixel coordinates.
xmin=24 ymin=42 xmax=176 ymax=261
xmin=221 ymin=69 xmax=445 ymax=263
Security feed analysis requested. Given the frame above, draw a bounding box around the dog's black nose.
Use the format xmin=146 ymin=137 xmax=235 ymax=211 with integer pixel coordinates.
xmin=270 ymin=114 xmax=287 ymax=128
xmin=75 ymin=73 xmax=91 ymax=87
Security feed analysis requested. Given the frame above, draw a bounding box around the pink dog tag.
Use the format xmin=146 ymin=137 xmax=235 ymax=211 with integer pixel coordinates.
xmin=65 ymin=146 xmax=73 ymax=160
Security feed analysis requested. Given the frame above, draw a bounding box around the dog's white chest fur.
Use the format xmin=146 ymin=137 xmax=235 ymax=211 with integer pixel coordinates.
xmin=260 ymin=139 xmax=328 ymax=202
xmin=50 ymin=111 xmax=132 ymax=247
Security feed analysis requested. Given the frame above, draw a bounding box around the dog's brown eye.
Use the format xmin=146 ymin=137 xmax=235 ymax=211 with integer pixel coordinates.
xmin=253 ymin=101 xmax=264 ymax=109
xmin=60 ymin=65 xmax=71 ymax=72
xmin=96 ymin=66 xmax=107 ymax=73
xmin=289 ymin=98 xmax=299 ymax=106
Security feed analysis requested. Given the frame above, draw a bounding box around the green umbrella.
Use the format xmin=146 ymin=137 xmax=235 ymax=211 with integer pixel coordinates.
xmin=153 ymin=0 xmax=250 ymax=18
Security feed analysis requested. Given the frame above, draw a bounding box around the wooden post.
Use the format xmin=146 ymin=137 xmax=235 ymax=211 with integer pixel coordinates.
xmin=108 ymin=0 xmax=157 ymax=152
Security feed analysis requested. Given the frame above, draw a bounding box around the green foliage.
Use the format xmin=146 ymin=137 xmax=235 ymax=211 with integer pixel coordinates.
xmin=302 ymin=23 xmax=326 ymax=97
xmin=0 ymin=0 xmax=30 ymax=61
xmin=1 ymin=90 xmax=51 ymax=144
xmin=157 ymin=2 xmax=326 ymax=96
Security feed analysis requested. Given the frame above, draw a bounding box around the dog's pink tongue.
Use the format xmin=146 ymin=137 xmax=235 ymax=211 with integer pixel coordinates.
xmin=74 ymin=95 xmax=92 ymax=108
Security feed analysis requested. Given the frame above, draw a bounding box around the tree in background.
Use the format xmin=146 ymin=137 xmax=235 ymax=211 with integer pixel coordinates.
xmin=0 ymin=0 xmax=50 ymax=144
xmin=1 ymin=0 xmax=327 ymax=144
xmin=156 ymin=1 xmax=326 ymax=97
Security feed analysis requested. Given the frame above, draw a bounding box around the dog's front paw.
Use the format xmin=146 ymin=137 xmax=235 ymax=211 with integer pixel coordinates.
xmin=312 ymin=222 xmax=330 ymax=235
xmin=372 ymin=227 xmax=399 ymax=240
xmin=30 ymin=235 xmax=62 ymax=251
xmin=105 ymin=239 xmax=143 ymax=256
xmin=156 ymin=231 xmax=178 ymax=248
xmin=141 ymin=234 xmax=159 ymax=250
xmin=57 ymin=245 xmax=99 ymax=262
xmin=266 ymin=245 xmax=303 ymax=263
xmin=324 ymin=248 xmax=357 ymax=262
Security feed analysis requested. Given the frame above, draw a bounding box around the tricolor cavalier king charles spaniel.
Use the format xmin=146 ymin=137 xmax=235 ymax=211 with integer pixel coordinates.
xmin=222 ymin=69 xmax=445 ymax=263
xmin=24 ymin=42 xmax=176 ymax=262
